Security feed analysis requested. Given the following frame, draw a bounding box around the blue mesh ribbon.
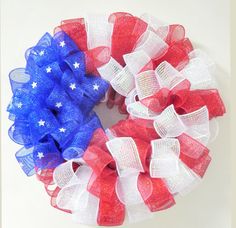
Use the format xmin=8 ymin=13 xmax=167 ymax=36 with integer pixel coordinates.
xmin=7 ymin=31 xmax=109 ymax=176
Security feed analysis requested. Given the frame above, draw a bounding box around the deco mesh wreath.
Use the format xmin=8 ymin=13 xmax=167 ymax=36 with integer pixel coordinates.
xmin=7 ymin=12 xmax=226 ymax=226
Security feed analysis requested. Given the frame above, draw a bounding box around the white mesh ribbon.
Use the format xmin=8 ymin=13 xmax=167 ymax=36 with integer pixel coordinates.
xmin=125 ymin=54 xmax=215 ymax=118
xmin=85 ymin=14 xmax=113 ymax=49
xmin=125 ymin=61 xmax=185 ymax=118
xmin=125 ymin=87 xmax=158 ymax=121
xmin=153 ymin=105 xmax=186 ymax=138
xmin=97 ymin=58 xmax=135 ymax=96
xmin=153 ymin=105 xmax=210 ymax=145
xmin=135 ymin=70 xmax=160 ymax=100
xmin=53 ymin=159 xmax=80 ymax=188
xmin=150 ymin=138 xmax=180 ymax=178
xmin=116 ymin=172 xmax=152 ymax=223
xmin=106 ymin=137 xmax=144 ymax=175
xmin=188 ymin=49 xmax=216 ymax=72
xmin=98 ymin=41 xmax=210 ymax=100
xmin=149 ymin=138 xmax=201 ymax=195
xmin=106 ymin=137 xmax=152 ymax=223
xmin=154 ymin=57 xmax=216 ymax=90
xmin=134 ymin=30 xmax=168 ymax=59
xmin=180 ymin=57 xmax=216 ymax=89
xmin=123 ymin=50 xmax=151 ymax=75
xmin=155 ymin=61 xmax=185 ymax=89
xmin=53 ymin=161 xmax=99 ymax=225
xmin=125 ymin=88 xmax=138 ymax=107
xmin=97 ymin=57 xmax=123 ymax=82
xmin=71 ymin=191 xmax=100 ymax=225
xmin=110 ymin=66 xmax=135 ymax=96
xmin=125 ymin=88 xmax=159 ymax=120
xmin=125 ymin=56 xmax=215 ymax=130
xmin=10 ymin=12 xmax=224 ymax=227
xmin=164 ymin=162 xmax=201 ymax=196
xmin=180 ymin=105 xmax=210 ymax=145
xmin=140 ymin=13 xmax=169 ymax=40
xmin=127 ymin=101 xmax=157 ymax=119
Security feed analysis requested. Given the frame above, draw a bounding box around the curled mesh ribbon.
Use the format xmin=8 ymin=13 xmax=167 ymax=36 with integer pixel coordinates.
xmin=8 ymin=31 xmax=109 ymax=174
xmin=7 ymin=12 xmax=226 ymax=226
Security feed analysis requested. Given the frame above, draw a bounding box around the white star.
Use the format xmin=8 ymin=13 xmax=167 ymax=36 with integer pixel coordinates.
xmin=38 ymin=119 xmax=45 ymax=126
xmin=93 ymin=83 xmax=100 ymax=91
xmin=39 ymin=50 xmax=45 ymax=56
xmin=32 ymin=50 xmax=37 ymax=55
xmin=69 ymin=83 xmax=76 ymax=90
xmin=17 ymin=102 xmax=23 ymax=109
xmin=59 ymin=128 xmax=66 ymax=133
xmin=19 ymin=162 xmax=24 ymax=167
xmin=31 ymin=82 xmax=37 ymax=89
xmin=59 ymin=41 xmax=66 ymax=47
xmin=11 ymin=126 xmax=15 ymax=132
xmin=55 ymin=102 xmax=63 ymax=108
xmin=37 ymin=152 xmax=44 ymax=159
xmin=73 ymin=62 xmax=80 ymax=69
xmin=46 ymin=66 xmax=52 ymax=73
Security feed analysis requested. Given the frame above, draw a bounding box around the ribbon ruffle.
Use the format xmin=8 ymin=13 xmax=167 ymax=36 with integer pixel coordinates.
xmin=7 ymin=12 xmax=226 ymax=226
xmin=8 ymin=31 xmax=109 ymax=174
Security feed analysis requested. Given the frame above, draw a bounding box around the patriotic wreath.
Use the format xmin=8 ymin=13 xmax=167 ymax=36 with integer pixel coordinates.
xmin=7 ymin=12 xmax=226 ymax=226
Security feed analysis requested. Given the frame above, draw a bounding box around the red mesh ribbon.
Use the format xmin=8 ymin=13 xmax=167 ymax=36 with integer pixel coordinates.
xmin=83 ymin=129 xmax=125 ymax=226
xmin=110 ymin=13 xmax=148 ymax=66
xmin=107 ymin=23 xmax=193 ymax=113
xmin=55 ymin=19 xmax=111 ymax=75
xmin=178 ymin=134 xmax=211 ymax=178
xmin=96 ymin=169 xmax=125 ymax=226
xmin=27 ymin=12 xmax=226 ymax=226
xmin=110 ymin=124 xmax=212 ymax=178
xmin=85 ymin=47 xmax=111 ymax=75
xmin=39 ymin=121 xmax=217 ymax=225
xmin=138 ymin=174 xmax=175 ymax=212
xmin=106 ymin=87 xmax=127 ymax=114
xmin=36 ymin=168 xmax=71 ymax=213
xmin=180 ymin=89 xmax=226 ymax=118
xmin=111 ymin=118 xmax=159 ymax=142
xmin=140 ymin=79 xmax=226 ymax=119
xmin=56 ymin=18 xmax=88 ymax=51
xmin=165 ymin=24 xmax=185 ymax=45
xmin=83 ymin=128 xmax=178 ymax=224
xmin=153 ymin=38 xmax=193 ymax=70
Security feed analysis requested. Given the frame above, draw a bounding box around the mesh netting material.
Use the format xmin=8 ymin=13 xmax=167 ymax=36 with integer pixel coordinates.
xmin=7 ymin=12 xmax=226 ymax=226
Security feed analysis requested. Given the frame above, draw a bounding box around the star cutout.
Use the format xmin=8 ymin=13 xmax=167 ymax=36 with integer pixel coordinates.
xmin=55 ymin=102 xmax=63 ymax=108
xmin=46 ymin=66 xmax=52 ymax=73
xmin=39 ymin=50 xmax=45 ymax=56
xmin=37 ymin=152 xmax=44 ymax=159
xmin=93 ymin=83 xmax=100 ymax=91
xmin=17 ymin=102 xmax=23 ymax=109
xmin=73 ymin=62 xmax=80 ymax=69
xmin=38 ymin=119 xmax=45 ymax=127
xmin=31 ymin=50 xmax=37 ymax=55
xmin=59 ymin=128 xmax=66 ymax=133
xmin=69 ymin=83 xmax=76 ymax=90
xmin=59 ymin=41 xmax=66 ymax=47
xmin=31 ymin=82 xmax=37 ymax=89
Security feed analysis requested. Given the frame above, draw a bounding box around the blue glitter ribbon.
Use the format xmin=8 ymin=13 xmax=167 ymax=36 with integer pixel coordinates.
xmin=8 ymin=31 xmax=109 ymax=176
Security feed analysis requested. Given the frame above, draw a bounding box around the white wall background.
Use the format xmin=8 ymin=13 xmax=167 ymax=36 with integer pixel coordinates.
xmin=1 ymin=0 xmax=231 ymax=228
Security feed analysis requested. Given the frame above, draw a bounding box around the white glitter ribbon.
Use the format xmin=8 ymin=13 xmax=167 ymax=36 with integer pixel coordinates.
xmin=106 ymin=137 xmax=152 ymax=223
xmin=53 ymin=160 xmax=99 ymax=225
